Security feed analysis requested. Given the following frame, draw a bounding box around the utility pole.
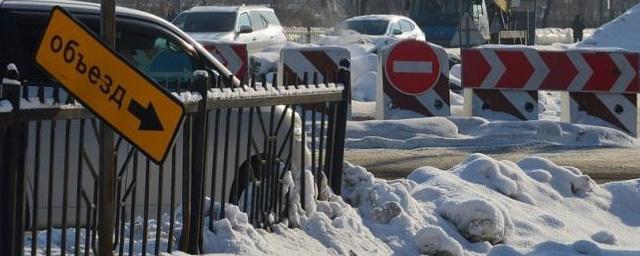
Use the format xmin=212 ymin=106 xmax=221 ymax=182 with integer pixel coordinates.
xmin=98 ymin=0 xmax=116 ymax=255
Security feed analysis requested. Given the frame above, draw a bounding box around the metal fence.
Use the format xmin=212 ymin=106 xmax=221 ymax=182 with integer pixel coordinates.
xmin=283 ymin=27 xmax=330 ymax=44
xmin=0 ymin=65 xmax=349 ymax=255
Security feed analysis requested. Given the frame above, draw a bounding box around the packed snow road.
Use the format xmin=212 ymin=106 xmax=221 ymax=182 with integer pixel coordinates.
xmin=346 ymin=147 xmax=640 ymax=183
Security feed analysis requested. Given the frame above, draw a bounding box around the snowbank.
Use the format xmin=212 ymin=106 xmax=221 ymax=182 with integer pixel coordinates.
xmin=578 ymin=3 xmax=640 ymax=51
xmin=346 ymin=117 xmax=639 ymax=149
xmin=341 ymin=154 xmax=640 ymax=255
xmin=194 ymin=174 xmax=392 ymax=256
xmin=536 ymin=28 xmax=595 ymax=45
xmin=27 ymin=155 xmax=640 ymax=255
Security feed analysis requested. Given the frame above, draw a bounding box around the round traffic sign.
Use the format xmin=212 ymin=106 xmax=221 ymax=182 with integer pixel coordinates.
xmin=384 ymin=40 xmax=441 ymax=96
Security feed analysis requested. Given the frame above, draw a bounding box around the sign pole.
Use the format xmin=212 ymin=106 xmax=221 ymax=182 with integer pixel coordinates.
xmin=98 ymin=0 xmax=116 ymax=255
xmin=36 ymin=4 xmax=185 ymax=252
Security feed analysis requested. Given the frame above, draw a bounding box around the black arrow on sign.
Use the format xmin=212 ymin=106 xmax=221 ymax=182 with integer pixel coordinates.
xmin=127 ymin=100 xmax=164 ymax=131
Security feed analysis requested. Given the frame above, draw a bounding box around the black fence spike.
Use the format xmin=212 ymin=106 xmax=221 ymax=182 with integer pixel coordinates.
xmin=251 ymin=73 xmax=257 ymax=89
xmin=303 ymin=72 xmax=309 ymax=87
xmin=313 ymin=72 xmax=319 ymax=86
xmin=38 ymin=85 xmax=44 ymax=103
xmin=271 ymin=73 xmax=277 ymax=88
xmin=53 ymin=86 xmax=60 ymax=104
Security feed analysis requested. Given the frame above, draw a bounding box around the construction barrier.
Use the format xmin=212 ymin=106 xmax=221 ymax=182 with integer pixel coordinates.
xmin=376 ymin=39 xmax=450 ymax=120
xmin=462 ymin=47 xmax=640 ymax=136
xmin=278 ymin=47 xmax=351 ymax=86
xmin=202 ymin=42 xmax=249 ymax=81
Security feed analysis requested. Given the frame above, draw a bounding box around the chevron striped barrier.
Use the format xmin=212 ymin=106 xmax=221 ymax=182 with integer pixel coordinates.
xmin=462 ymin=47 xmax=640 ymax=136
xmin=201 ymin=42 xmax=249 ymax=81
xmin=278 ymin=47 xmax=351 ymax=86
xmin=376 ymin=39 xmax=450 ymax=120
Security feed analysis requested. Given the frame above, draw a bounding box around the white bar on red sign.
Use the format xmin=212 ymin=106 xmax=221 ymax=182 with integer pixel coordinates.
xmin=393 ymin=61 xmax=433 ymax=74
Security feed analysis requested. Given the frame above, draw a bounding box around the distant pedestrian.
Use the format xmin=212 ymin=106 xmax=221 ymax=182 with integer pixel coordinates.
xmin=572 ymin=15 xmax=585 ymax=42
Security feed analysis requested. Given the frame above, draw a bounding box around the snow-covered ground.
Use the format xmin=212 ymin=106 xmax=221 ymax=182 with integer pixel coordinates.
xmin=184 ymin=155 xmax=640 ymax=255
xmin=578 ymin=4 xmax=640 ymax=52
xmin=345 ymin=117 xmax=639 ymax=150
xmin=27 ymin=155 xmax=640 ymax=256
xmin=536 ymin=28 xmax=595 ymax=45
xmin=338 ymin=155 xmax=640 ymax=255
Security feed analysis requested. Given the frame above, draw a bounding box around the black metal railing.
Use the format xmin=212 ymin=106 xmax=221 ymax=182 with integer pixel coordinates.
xmin=0 ymin=65 xmax=350 ymax=255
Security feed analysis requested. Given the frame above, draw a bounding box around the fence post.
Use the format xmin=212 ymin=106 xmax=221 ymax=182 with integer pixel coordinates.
xmin=330 ymin=63 xmax=350 ymax=195
xmin=306 ymin=26 xmax=312 ymax=44
xmin=0 ymin=64 xmax=26 ymax=255
xmin=184 ymin=70 xmax=211 ymax=254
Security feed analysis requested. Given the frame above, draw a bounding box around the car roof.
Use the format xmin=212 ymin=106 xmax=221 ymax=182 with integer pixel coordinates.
xmin=0 ymin=0 xmax=237 ymax=84
xmin=345 ymin=15 xmax=408 ymax=22
xmin=1 ymin=0 xmax=156 ymax=20
xmin=184 ymin=5 xmax=273 ymax=13
xmin=0 ymin=0 xmax=191 ymax=37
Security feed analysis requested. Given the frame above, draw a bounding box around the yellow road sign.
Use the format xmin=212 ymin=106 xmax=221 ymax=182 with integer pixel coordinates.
xmin=35 ymin=7 xmax=185 ymax=163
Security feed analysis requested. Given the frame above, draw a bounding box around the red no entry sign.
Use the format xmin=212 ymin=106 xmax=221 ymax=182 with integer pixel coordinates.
xmin=385 ymin=40 xmax=441 ymax=95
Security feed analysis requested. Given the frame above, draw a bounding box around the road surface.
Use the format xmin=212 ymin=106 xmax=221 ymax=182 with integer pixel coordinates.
xmin=345 ymin=147 xmax=640 ymax=183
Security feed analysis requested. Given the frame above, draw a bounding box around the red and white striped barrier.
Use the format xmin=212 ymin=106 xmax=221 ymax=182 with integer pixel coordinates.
xmin=278 ymin=47 xmax=351 ymax=86
xmin=376 ymin=40 xmax=450 ymax=119
xmin=462 ymin=47 xmax=640 ymax=135
xmin=202 ymin=42 xmax=249 ymax=81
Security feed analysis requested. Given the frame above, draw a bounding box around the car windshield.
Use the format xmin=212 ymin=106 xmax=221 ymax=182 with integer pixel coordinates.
xmin=342 ymin=20 xmax=389 ymax=35
xmin=173 ymin=12 xmax=236 ymax=32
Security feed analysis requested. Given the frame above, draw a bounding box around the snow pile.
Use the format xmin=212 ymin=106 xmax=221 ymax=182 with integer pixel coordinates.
xmin=341 ymin=154 xmax=640 ymax=255
xmin=26 ymin=154 xmax=640 ymax=255
xmin=536 ymin=28 xmax=574 ymax=45
xmin=437 ymin=199 xmax=512 ymax=245
xmin=173 ymin=91 xmax=203 ymax=103
xmin=346 ymin=117 xmax=639 ymax=149
xmin=197 ymin=174 xmax=391 ymax=256
xmin=351 ymin=53 xmax=378 ymax=102
xmin=578 ymin=3 xmax=640 ymax=51
xmin=536 ymin=28 xmax=595 ymax=45
xmin=413 ymin=226 xmax=464 ymax=256
xmin=26 ymin=213 xmax=181 ymax=255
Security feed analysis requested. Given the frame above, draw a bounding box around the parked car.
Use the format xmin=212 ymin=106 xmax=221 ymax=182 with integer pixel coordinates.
xmin=0 ymin=0 xmax=304 ymax=228
xmin=336 ymin=15 xmax=426 ymax=42
xmin=172 ymin=5 xmax=287 ymax=52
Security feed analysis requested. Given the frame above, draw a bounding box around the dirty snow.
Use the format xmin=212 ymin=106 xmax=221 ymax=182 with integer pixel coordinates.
xmin=25 ymin=155 xmax=640 ymax=256
xmin=346 ymin=117 xmax=639 ymax=150
xmin=339 ymin=154 xmax=640 ymax=255
xmin=536 ymin=28 xmax=595 ymax=45
xmin=171 ymin=154 xmax=640 ymax=255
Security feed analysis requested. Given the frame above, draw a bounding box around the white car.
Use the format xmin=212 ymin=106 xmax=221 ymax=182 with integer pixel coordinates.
xmin=173 ymin=5 xmax=287 ymax=52
xmin=337 ymin=15 xmax=426 ymax=41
